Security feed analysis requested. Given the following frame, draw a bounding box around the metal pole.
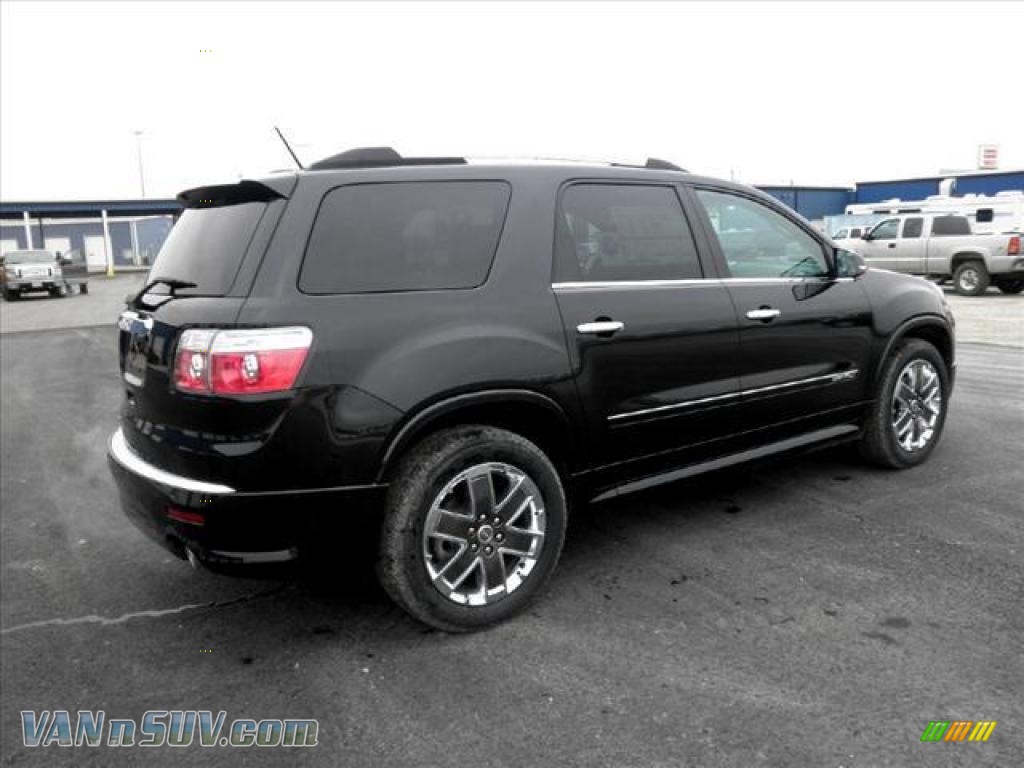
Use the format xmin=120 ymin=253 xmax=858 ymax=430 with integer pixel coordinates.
xmin=22 ymin=210 xmax=33 ymax=248
xmin=101 ymin=209 xmax=114 ymax=277
xmin=134 ymin=131 xmax=146 ymax=198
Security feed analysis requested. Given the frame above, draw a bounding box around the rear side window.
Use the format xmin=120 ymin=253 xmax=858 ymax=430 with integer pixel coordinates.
xmin=300 ymin=181 xmax=511 ymax=294
xmin=149 ymin=203 xmax=267 ymax=295
xmin=902 ymin=218 xmax=923 ymax=238
xmin=932 ymin=216 xmax=971 ymax=236
xmin=555 ymin=184 xmax=702 ymax=282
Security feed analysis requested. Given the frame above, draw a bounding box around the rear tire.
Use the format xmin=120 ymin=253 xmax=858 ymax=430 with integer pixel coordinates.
xmin=994 ymin=279 xmax=1023 ymax=295
xmin=377 ymin=425 xmax=567 ymax=632
xmin=952 ymin=261 xmax=989 ymax=296
xmin=2 ymin=288 xmax=17 ymax=301
xmin=80 ymin=282 xmax=89 ymax=295
xmin=859 ymin=339 xmax=949 ymax=469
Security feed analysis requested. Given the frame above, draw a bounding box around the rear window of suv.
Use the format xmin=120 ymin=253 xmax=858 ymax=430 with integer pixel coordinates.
xmin=148 ymin=203 xmax=267 ymax=295
xmin=300 ymin=181 xmax=511 ymax=294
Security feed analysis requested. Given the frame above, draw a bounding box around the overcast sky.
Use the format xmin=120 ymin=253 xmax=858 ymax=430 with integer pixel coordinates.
xmin=2 ymin=1 xmax=1022 ymax=200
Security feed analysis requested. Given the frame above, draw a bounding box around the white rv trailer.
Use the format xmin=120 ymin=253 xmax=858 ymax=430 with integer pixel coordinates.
xmin=843 ymin=190 xmax=1024 ymax=235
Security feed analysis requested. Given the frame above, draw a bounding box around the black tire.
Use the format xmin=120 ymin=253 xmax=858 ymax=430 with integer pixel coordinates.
xmin=859 ymin=339 xmax=949 ymax=469
xmin=377 ymin=425 xmax=567 ymax=632
xmin=994 ymin=279 xmax=1024 ymax=295
xmin=80 ymin=282 xmax=89 ymax=295
xmin=952 ymin=261 xmax=989 ymax=296
xmin=2 ymin=288 xmax=16 ymax=301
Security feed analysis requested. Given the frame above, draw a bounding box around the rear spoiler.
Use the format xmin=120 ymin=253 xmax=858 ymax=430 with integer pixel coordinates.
xmin=177 ymin=178 xmax=294 ymax=209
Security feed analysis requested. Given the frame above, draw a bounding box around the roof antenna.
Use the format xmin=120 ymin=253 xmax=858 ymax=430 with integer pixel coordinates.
xmin=274 ymin=126 xmax=304 ymax=170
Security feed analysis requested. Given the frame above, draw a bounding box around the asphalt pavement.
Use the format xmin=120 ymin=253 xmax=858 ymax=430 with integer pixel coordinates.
xmin=1 ymin=320 xmax=1021 ymax=766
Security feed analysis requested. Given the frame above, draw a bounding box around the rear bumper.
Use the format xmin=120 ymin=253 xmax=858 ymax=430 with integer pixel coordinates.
xmin=107 ymin=428 xmax=385 ymax=567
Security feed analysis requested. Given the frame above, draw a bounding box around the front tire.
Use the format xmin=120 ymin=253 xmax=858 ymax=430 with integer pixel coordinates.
xmin=377 ymin=425 xmax=567 ymax=632
xmin=80 ymin=282 xmax=90 ymax=295
xmin=953 ymin=261 xmax=989 ymax=296
xmin=859 ymin=339 xmax=949 ymax=469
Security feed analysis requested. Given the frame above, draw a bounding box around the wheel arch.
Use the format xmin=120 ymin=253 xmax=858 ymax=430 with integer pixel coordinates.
xmin=875 ymin=316 xmax=954 ymax=384
xmin=950 ymin=252 xmax=987 ymax=271
xmin=376 ymin=389 xmax=578 ymax=483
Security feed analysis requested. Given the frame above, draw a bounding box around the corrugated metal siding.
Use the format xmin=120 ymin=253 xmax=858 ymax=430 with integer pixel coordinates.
xmin=854 ymin=180 xmax=938 ymax=204
xmin=954 ymin=172 xmax=1024 ymax=196
xmin=757 ymin=187 xmax=853 ymax=220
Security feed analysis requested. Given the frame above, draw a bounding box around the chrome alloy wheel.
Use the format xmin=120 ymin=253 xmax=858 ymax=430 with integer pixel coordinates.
xmin=422 ymin=462 xmax=545 ymax=606
xmin=891 ymin=359 xmax=942 ymax=452
xmin=957 ymin=266 xmax=980 ymax=292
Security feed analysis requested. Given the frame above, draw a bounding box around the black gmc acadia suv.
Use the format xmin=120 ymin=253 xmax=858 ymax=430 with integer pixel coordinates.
xmin=109 ymin=147 xmax=955 ymax=631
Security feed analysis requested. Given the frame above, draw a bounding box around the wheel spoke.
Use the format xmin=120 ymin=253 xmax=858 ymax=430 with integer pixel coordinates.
xmin=894 ymin=410 xmax=913 ymax=436
xmin=468 ymin=472 xmax=497 ymax=517
xmin=500 ymin=525 xmax=542 ymax=556
xmin=436 ymin=546 xmax=479 ymax=589
xmin=431 ymin=509 xmax=474 ymax=542
xmin=496 ymin=475 xmax=529 ymax=517
xmin=480 ymin=552 xmax=507 ymax=593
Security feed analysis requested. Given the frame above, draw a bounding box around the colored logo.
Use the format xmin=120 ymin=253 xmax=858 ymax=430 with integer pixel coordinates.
xmin=920 ymin=720 xmax=997 ymax=742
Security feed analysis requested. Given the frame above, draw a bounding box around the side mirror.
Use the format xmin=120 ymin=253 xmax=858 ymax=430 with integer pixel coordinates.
xmin=835 ymin=249 xmax=868 ymax=278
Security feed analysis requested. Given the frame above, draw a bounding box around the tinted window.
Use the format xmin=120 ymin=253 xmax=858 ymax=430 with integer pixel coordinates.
xmin=301 ymin=182 xmax=510 ymax=294
xmin=149 ymin=203 xmax=267 ymax=295
xmin=555 ymin=184 xmax=701 ymax=282
xmin=976 ymin=208 xmax=994 ymax=223
xmin=902 ymin=218 xmax=923 ymax=238
xmin=870 ymin=219 xmax=899 ymax=240
xmin=695 ymin=189 xmax=828 ymax=278
xmin=932 ymin=216 xmax=971 ymax=236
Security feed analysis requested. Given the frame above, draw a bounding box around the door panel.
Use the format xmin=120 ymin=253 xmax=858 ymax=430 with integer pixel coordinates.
xmin=894 ymin=217 xmax=925 ymax=272
xmin=859 ymin=218 xmax=899 ymax=269
xmin=723 ymin=278 xmax=873 ymax=431
xmin=552 ymin=182 xmax=741 ymax=472
xmin=690 ymin=187 xmax=874 ymax=434
xmin=555 ymin=283 xmax=740 ymax=468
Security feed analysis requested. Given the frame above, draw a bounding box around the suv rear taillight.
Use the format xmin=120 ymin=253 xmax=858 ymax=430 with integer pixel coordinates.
xmin=1009 ymin=235 xmax=1021 ymax=256
xmin=174 ymin=327 xmax=313 ymax=395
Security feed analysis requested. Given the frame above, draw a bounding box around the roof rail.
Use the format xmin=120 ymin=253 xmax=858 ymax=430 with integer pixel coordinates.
xmin=307 ymin=147 xmax=466 ymax=171
xmin=610 ymin=157 xmax=688 ymax=173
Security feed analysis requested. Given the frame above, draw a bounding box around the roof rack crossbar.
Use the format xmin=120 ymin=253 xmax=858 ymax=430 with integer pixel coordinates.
xmin=308 ymin=147 xmax=466 ymax=171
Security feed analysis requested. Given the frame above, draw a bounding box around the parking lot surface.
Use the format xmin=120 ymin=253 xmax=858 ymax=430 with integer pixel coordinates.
xmin=1 ymin=319 xmax=1021 ymax=766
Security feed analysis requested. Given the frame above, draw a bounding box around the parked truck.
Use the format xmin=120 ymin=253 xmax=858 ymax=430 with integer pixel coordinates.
xmin=835 ymin=213 xmax=1023 ymax=296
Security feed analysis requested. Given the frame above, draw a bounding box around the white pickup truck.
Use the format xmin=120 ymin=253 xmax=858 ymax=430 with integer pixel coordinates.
xmin=836 ymin=213 xmax=1024 ymax=296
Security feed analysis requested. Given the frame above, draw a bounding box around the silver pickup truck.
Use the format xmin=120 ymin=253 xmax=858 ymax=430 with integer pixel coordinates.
xmin=836 ymin=213 xmax=1023 ymax=296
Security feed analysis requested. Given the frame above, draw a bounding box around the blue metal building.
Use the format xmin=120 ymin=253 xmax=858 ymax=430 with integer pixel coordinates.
xmin=853 ymin=170 xmax=1024 ymax=204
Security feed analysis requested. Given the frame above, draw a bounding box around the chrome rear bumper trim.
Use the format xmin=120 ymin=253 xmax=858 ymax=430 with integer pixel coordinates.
xmin=109 ymin=428 xmax=236 ymax=495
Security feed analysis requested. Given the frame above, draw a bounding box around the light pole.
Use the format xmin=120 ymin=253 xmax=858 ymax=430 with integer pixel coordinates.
xmin=133 ymin=130 xmax=146 ymax=198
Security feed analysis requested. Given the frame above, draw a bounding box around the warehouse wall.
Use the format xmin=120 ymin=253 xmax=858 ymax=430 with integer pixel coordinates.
xmin=854 ymin=171 xmax=1024 ymax=204
xmin=757 ymin=186 xmax=853 ymax=221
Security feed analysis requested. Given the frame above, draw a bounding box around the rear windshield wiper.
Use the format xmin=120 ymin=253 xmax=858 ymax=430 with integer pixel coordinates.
xmin=130 ymin=278 xmax=197 ymax=309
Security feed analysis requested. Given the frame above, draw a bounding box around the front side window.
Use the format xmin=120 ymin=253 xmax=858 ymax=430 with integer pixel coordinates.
xmin=901 ymin=218 xmax=924 ymax=239
xmin=695 ymin=189 xmax=828 ymax=278
xmin=555 ymin=184 xmax=702 ymax=282
xmin=870 ymin=219 xmax=900 ymax=240
xmin=301 ymin=181 xmax=511 ymax=294
xmin=832 ymin=229 xmax=849 ymax=239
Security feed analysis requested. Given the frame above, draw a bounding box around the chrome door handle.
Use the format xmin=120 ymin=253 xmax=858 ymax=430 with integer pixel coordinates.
xmin=746 ymin=308 xmax=781 ymax=321
xmin=577 ymin=320 xmax=624 ymax=335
